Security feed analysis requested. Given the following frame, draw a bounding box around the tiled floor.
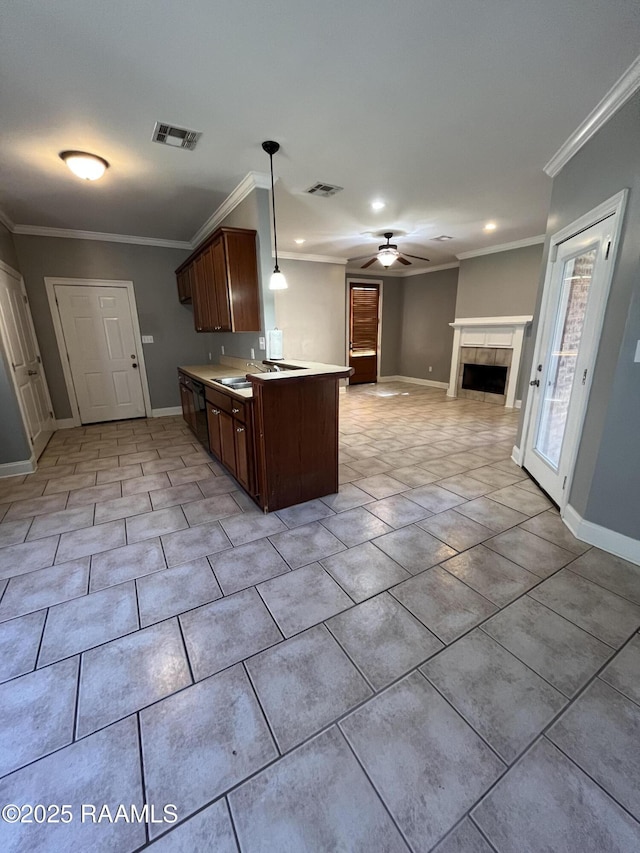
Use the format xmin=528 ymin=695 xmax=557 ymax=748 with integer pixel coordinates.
xmin=0 ymin=382 xmax=639 ymax=851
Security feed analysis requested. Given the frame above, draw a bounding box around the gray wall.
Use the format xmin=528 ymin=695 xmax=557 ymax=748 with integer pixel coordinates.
xmin=456 ymin=244 xmax=543 ymax=318
xmin=399 ymin=269 xmax=458 ymax=383
xmin=0 ymin=224 xmax=31 ymax=463
xmin=276 ymin=259 xmax=347 ymax=365
xmin=379 ymin=276 xmax=403 ymax=376
xmin=13 ymin=236 xmax=196 ymax=417
xmin=518 ymin=91 xmax=640 ymax=540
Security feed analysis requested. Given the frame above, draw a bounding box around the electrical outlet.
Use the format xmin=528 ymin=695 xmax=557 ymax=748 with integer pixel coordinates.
xmin=250 ymin=348 xmax=255 ymax=359
xmin=259 ymin=336 xmax=266 ymax=350
xmin=635 ymin=340 xmax=640 ymax=363
xmin=428 ymin=365 xmax=433 ymax=373
xmin=221 ymin=345 xmax=225 ymax=355
xmin=208 ymin=352 xmax=212 ymax=362
xmin=141 ymin=335 xmax=154 ymax=344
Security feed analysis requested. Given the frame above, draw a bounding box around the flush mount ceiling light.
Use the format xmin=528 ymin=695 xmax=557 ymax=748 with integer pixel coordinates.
xmin=294 ymin=238 xmax=306 ymax=245
xmin=484 ymin=221 xmax=497 ymax=231
xmin=59 ymin=150 xmax=109 ymax=181
xmin=371 ymin=200 xmax=385 ymax=211
xmin=262 ymin=140 xmax=287 ymax=291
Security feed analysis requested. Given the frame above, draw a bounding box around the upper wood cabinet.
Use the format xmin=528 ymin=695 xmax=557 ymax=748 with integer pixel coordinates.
xmin=176 ymin=227 xmax=260 ymax=333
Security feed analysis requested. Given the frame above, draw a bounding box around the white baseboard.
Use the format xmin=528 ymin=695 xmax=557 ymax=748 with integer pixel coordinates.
xmin=511 ymin=445 xmax=522 ymax=466
xmin=54 ymin=418 xmax=78 ymax=430
xmin=379 ymin=375 xmax=449 ymax=389
xmin=152 ymin=406 xmax=182 ymax=417
xmin=563 ymin=504 xmax=640 ymax=566
xmin=0 ymin=456 xmax=37 ymax=478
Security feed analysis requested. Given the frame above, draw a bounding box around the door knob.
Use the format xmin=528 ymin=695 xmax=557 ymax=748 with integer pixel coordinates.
xmin=132 ymin=363 xmax=138 ymax=369
xmin=529 ymin=379 xmax=540 ymax=387
xmin=27 ymin=369 xmax=38 ymax=376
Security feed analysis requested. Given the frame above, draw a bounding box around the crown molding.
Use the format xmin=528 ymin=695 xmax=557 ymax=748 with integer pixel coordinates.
xmin=190 ymin=170 xmax=271 ymax=248
xmin=456 ymin=235 xmax=545 ymax=260
xmin=544 ymin=55 xmax=640 ymax=178
xmin=0 ymin=207 xmax=15 ymax=232
xmin=11 ymin=224 xmax=191 ymax=250
xmin=279 ymin=251 xmax=348 ymax=266
xmin=345 ymin=261 xmax=459 ymax=277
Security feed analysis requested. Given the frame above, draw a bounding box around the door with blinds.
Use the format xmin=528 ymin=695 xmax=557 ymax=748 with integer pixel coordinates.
xmin=349 ymin=281 xmax=380 ymax=384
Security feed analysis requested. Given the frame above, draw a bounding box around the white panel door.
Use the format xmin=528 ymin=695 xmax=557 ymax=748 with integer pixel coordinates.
xmin=0 ymin=267 xmax=54 ymax=458
xmin=55 ymin=285 xmax=145 ymax=423
xmin=522 ymin=216 xmax=615 ymax=504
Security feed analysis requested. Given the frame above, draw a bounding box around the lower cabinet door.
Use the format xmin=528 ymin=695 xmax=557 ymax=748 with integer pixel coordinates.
xmin=207 ymin=405 xmax=222 ymax=458
xmin=234 ymin=423 xmax=250 ymax=491
xmin=219 ymin=410 xmax=236 ymax=473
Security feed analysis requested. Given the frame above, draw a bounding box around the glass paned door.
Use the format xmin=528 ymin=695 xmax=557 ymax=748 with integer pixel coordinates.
xmin=522 ymin=211 xmax=619 ymax=506
xmin=534 ymin=248 xmax=596 ymax=469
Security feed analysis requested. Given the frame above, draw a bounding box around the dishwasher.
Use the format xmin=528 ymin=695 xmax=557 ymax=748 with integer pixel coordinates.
xmin=190 ymin=378 xmax=209 ymax=447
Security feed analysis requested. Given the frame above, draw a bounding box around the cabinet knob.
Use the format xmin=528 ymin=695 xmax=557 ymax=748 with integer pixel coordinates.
xmin=232 ymin=408 xmax=239 ymax=413
xmin=211 ymin=408 xmax=220 ymax=415
xmin=236 ymin=427 xmax=245 ymax=433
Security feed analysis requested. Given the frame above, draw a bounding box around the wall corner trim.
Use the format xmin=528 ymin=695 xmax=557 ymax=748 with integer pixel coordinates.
xmin=279 ymin=251 xmax=348 ymax=265
xmin=563 ymin=504 xmax=640 ymax=566
xmin=11 ymin=224 xmax=191 ymax=250
xmin=544 ymin=55 xmax=640 ymax=178
xmin=511 ymin=445 xmax=522 ymax=466
xmin=54 ymin=418 xmax=77 ymax=430
xmin=456 ymin=236 xmax=545 ymax=261
xmin=152 ymin=406 xmax=183 ymax=418
xmin=190 ymin=171 xmax=271 ymax=248
xmin=0 ymin=456 xmax=36 ymax=478
xmin=0 ymin=207 xmax=15 ymax=232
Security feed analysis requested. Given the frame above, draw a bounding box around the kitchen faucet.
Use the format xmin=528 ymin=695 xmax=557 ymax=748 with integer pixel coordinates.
xmin=246 ymin=361 xmax=268 ymax=373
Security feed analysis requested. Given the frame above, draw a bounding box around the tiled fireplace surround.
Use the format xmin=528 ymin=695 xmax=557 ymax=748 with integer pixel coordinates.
xmin=457 ymin=346 xmax=513 ymax=405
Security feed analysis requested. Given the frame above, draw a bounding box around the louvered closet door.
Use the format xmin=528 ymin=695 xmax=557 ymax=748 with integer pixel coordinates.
xmin=349 ymin=282 xmax=380 ymax=384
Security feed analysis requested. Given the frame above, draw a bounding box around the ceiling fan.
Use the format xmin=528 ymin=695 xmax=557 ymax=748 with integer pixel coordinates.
xmin=352 ymin=232 xmax=430 ymax=269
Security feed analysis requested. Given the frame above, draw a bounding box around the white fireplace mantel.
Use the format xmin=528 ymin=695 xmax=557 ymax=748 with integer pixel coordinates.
xmin=447 ymin=315 xmax=533 ymax=408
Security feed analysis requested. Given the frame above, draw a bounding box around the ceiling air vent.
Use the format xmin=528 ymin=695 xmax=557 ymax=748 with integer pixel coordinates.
xmin=305 ymin=182 xmax=344 ymax=198
xmin=432 ymin=235 xmax=453 ymax=241
xmin=152 ymin=121 xmax=202 ymax=151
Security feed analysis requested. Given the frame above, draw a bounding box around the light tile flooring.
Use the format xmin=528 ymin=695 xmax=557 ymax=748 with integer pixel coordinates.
xmin=0 ymin=381 xmax=639 ymax=851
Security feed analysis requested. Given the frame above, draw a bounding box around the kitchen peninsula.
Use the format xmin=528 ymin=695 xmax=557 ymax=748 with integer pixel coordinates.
xmin=178 ymin=359 xmax=352 ymax=512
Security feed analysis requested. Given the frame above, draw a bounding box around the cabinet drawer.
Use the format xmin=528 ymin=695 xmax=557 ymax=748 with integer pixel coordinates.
xmin=205 ymin=386 xmax=232 ymax=413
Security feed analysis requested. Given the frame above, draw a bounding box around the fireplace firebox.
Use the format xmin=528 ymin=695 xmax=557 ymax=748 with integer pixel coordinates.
xmin=462 ymin=363 xmax=508 ymax=395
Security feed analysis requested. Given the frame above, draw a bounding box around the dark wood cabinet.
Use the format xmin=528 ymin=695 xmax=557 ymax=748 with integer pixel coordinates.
xmin=179 ymin=374 xmax=196 ymax=431
xmin=206 ymin=403 xmax=222 ymax=458
xmin=176 ymin=227 xmax=260 ymax=333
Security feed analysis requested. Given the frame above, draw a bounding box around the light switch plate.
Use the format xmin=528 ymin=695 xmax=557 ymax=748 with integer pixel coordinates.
xmin=259 ymin=336 xmax=266 ymax=350
xmin=250 ymin=348 xmax=255 ymax=359
xmin=635 ymin=340 xmax=640 ymax=363
xmin=141 ymin=335 xmax=154 ymax=344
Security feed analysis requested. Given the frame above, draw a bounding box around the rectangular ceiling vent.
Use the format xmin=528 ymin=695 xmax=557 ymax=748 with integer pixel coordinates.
xmin=305 ymin=182 xmax=344 ymax=198
xmin=152 ymin=121 xmax=202 ymax=151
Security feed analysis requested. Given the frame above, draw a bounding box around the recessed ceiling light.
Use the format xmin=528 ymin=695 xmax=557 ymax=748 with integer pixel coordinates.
xmin=484 ymin=221 xmax=497 ymax=232
xmin=294 ymin=238 xmax=306 ymax=245
xmin=59 ymin=150 xmax=109 ymax=181
xmin=371 ymin=200 xmax=385 ymax=211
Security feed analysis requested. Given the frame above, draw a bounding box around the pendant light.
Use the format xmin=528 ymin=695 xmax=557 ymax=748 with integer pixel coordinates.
xmin=262 ymin=140 xmax=288 ymax=290
xmin=59 ymin=150 xmax=109 ymax=181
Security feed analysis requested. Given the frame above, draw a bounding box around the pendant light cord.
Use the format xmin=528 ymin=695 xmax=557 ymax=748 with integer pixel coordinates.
xmin=269 ymin=152 xmax=280 ymax=273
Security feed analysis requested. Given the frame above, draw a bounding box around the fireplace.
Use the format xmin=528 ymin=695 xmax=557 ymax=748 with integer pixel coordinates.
xmin=447 ymin=316 xmax=533 ymax=408
xmin=462 ymin=363 xmax=508 ymax=395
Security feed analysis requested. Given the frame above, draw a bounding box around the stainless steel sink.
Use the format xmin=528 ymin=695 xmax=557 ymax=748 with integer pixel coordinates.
xmin=213 ymin=377 xmax=253 ymax=390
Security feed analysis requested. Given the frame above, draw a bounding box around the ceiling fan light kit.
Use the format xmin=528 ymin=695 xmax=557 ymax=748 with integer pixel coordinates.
xmin=262 ymin=140 xmax=288 ymax=291
xmin=357 ymin=232 xmax=430 ymax=269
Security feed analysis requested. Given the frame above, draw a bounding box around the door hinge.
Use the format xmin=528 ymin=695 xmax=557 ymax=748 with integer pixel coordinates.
xmin=582 ymin=368 xmax=588 ymax=385
xmin=36 ymin=355 xmax=41 ymax=363
xmin=562 ymin=476 xmax=567 ymax=490
xmin=605 ymin=240 xmax=611 ymax=260
xmin=49 ymin=410 xmax=53 ymax=418
xmin=66 ymin=351 xmax=70 ymax=362
xmin=23 ymin=294 xmax=28 ymax=304
xmin=11 ymin=362 xmax=16 ymax=372
xmin=29 ymin=435 xmax=34 ymax=445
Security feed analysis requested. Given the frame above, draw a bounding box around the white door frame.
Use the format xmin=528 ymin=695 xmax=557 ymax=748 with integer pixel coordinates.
xmin=45 ymin=277 xmax=152 ymax=427
xmin=0 ymin=259 xmax=55 ymax=468
xmin=520 ymin=189 xmax=628 ymax=511
xmin=345 ymin=277 xmax=384 ymax=379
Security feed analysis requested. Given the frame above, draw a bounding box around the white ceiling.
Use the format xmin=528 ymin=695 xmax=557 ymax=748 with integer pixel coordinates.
xmin=1 ymin=1 xmax=639 ymax=269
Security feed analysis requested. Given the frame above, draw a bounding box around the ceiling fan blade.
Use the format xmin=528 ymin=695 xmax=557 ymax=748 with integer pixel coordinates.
xmin=360 ymin=258 xmax=378 ymax=269
xmin=403 ymin=253 xmax=431 ymax=262
xmin=397 ymin=256 xmax=411 ymax=266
